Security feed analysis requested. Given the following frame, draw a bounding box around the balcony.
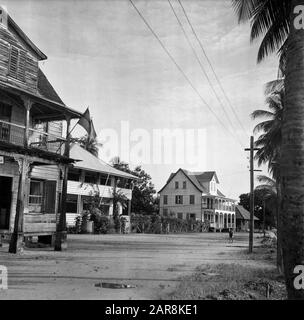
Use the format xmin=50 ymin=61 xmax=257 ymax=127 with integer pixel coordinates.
xmin=0 ymin=119 xmax=65 ymax=155
xmin=67 ymin=180 xmax=132 ymax=200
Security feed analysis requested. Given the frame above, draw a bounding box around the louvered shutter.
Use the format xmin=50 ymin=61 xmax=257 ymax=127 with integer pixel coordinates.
xmin=43 ymin=181 xmax=57 ymax=214
xmin=17 ymin=50 xmax=26 ymax=82
xmin=9 ymin=46 xmax=18 ymax=78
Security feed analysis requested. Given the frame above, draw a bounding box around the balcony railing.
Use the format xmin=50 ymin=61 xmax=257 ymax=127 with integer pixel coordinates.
xmin=0 ymin=119 xmax=65 ymax=155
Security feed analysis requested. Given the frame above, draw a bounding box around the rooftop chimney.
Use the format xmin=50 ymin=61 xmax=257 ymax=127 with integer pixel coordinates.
xmin=0 ymin=5 xmax=8 ymax=28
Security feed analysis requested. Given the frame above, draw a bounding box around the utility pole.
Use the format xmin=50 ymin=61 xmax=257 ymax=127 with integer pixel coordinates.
xmin=245 ymin=136 xmax=261 ymax=253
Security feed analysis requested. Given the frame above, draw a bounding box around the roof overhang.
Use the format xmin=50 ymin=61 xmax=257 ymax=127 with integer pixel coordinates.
xmin=0 ymin=83 xmax=82 ymax=121
xmin=0 ymin=140 xmax=76 ymax=165
xmin=8 ymin=15 xmax=47 ymax=61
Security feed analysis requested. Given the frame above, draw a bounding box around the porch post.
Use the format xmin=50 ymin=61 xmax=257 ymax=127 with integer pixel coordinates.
xmin=9 ymin=157 xmax=31 ymax=253
xmin=54 ymin=115 xmax=71 ymax=251
xmin=21 ymin=97 xmax=33 ymax=148
xmin=128 ymin=199 xmax=131 ymax=216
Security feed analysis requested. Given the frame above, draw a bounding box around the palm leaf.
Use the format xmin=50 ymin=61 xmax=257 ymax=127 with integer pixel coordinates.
xmin=264 ymin=79 xmax=284 ymax=95
xmin=231 ymin=0 xmax=262 ymax=23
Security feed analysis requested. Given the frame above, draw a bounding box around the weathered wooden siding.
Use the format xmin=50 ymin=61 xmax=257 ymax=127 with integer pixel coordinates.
xmin=24 ymin=214 xmax=56 ymax=233
xmin=0 ymin=26 xmax=38 ymax=93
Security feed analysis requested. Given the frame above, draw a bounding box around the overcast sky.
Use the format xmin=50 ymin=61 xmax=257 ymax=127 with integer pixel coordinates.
xmin=2 ymin=0 xmax=279 ymax=199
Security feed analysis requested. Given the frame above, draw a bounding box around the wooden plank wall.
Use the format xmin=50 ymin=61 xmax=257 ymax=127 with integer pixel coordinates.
xmin=0 ymin=26 xmax=38 ymax=93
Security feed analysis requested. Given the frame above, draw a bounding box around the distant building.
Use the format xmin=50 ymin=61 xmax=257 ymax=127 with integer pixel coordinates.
xmin=66 ymin=144 xmax=138 ymax=226
xmin=235 ymin=205 xmax=259 ymax=232
xmin=158 ymin=168 xmax=236 ymax=231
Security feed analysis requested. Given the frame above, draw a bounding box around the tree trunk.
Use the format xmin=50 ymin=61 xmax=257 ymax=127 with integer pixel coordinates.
xmin=281 ymin=0 xmax=304 ymax=299
xmin=276 ymin=180 xmax=284 ymax=274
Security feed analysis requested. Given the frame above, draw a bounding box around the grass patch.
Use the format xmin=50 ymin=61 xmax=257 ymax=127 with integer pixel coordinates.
xmin=166 ymin=263 xmax=286 ymax=300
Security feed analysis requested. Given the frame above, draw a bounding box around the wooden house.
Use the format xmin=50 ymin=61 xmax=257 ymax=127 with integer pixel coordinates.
xmin=158 ymin=168 xmax=236 ymax=231
xmin=0 ymin=6 xmax=82 ymax=251
xmin=235 ymin=205 xmax=259 ymax=232
xmin=66 ymin=143 xmax=138 ymax=227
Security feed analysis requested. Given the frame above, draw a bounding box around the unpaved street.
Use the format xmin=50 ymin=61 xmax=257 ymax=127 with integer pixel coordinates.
xmin=0 ymin=233 xmax=271 ymax=300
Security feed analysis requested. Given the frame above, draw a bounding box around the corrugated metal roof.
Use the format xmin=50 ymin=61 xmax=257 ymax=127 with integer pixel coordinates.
xmin=70 ymin=144 xmax=138 ymax=179
xmin=38 ymin=69 xmax=64 ymax=105
xmin=236 ymin=205 xmax=259 ymax=221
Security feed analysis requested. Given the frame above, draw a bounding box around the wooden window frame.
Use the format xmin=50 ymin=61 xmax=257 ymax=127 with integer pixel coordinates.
xmin=190 ymin=195 xmax=195 ymax=205
xmin=163 ymin=195 xmax=168 ymax=205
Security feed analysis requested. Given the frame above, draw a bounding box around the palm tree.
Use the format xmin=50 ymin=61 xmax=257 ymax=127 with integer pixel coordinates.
xmin=252 ymin=84 xmax=284 ymax=272
xmin=232 ymin=0 xmax=304 ymax=299
xmin=71 ymin=134 xmax=102 ymax=157
xmin=256 ymin=175 xmax=283 ymax=272
xmin=251 ymin=87 xmax=283 ymax=178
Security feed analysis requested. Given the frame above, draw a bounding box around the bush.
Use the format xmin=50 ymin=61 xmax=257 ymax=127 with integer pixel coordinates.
xmin=130 ymin=213 xmax=210 ymax=234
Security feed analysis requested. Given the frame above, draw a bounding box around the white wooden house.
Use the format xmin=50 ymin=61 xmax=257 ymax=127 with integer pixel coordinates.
xmin=158 ymin=168 xmax=236 ymax=231
xmin=66 ymin=143 xmax=138 ymax=226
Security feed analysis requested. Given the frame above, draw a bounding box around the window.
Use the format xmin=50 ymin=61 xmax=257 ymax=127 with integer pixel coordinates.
xmin=163 ymin=208 xmax=168 ymax=216
xmin=29 ymin=180 xmax=56 ymax=213
xmin=163 ymin=195 xmax=168 ymax=205
xmin=190 ymin=195 xmax=195 ymax=205
xmin=9 ymin=46 xmax=26 ymax=82
xmin=29 ymin=180 xmax=44 ymax=205
xmin=177 ymin=212 xmax=183 ymax=219
xmin=175 ymin=195 xmax=183 ymax=204
xmin=189 ymin=213 xmax=196 ymax=220
xmin=0 ymin=103 xmax=11 ymax=142
xmin=66 ymin=194 xmax=78 ymax=213
xmin=183 ymin=181 xmax=187 ymax=189
xmin=68 ymin=169 xmax=81 ymax=182
xmin=202 ymin=198 xmax=207 ymax=208
xmin=84 ymin=172 xmax=97 ymax=184
xmin=100 ymin=174 xmax=111 ymax=186
xmin=175 ymin=181 xmax=179 ymax=189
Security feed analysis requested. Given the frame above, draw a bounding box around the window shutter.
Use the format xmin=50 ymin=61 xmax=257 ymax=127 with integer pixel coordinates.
xmin=9 ymin=46 xmax=18 ymax=78
xmin=43 ymin=181 xmax=57 ymax=214
xmin=17 ymin=50 xmax=26 ymax=81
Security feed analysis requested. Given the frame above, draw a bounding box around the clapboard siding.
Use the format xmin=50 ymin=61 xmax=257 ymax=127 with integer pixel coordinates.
xmin=67 ymin=180 xmax=132 ymax=200
xmin=67 ymin=213 xmax=79 ymax=227
xmin=0 ymin=26 xmax=38 ymax=92
xmin=31 ymin=165 xmax=59 ymax=180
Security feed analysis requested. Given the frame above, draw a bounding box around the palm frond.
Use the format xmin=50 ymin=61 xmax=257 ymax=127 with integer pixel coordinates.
xmin=251 ymin=109 xmax=274 ymax=120
xmin=257 ymin=174 xmax=276 ymax=185
xmin=256 ymin=17 xmax=289 ymax=63
xmin=231 ymin=0 xmax=262 ymax=23
xmin=264 ymin=79 xmax=284 ymax=95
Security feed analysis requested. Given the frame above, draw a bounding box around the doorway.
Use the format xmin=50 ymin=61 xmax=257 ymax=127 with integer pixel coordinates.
xmin=0 ymin=176 xmax=12 ymax=229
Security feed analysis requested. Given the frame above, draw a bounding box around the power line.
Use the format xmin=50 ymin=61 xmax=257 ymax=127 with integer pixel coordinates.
xmin=128 ymin=0 xmax=244 ymax=149
xmin=167 ymin=0 xmax=244 ymax=148
xmin=177 ymin=0 xmax=249 ymax=140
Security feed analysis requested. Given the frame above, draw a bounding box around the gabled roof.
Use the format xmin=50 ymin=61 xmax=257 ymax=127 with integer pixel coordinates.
xmin=6 ymin=9 xmax=47 ymax=60
xmin=70 ymin=143 xmax=138 ymax=180
xmin=37 ymin=68 xmax=64 ymax=105
xmin=158 ymin=168 xmax=224 ymax=196
xmin=194 ymin=171 xmax=219 ymax=183
xmin=235 ymin=205 xmax=259 ymax=221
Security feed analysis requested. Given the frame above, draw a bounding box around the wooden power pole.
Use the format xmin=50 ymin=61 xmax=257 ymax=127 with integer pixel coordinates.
xmin=245 ymin=136 xmax=261 ymax=253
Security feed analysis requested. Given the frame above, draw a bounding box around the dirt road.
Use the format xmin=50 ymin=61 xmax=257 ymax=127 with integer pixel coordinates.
xmin=0 ymin=232 xmax=270 ymax=300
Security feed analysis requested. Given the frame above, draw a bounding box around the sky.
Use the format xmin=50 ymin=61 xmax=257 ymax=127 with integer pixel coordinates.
xmin=2 ymin=0 xmax=280 ymax=199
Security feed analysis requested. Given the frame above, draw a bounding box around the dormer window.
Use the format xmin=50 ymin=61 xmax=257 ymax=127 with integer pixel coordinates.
xmin=9 ymin=46 xmax=26 ymax=82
